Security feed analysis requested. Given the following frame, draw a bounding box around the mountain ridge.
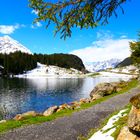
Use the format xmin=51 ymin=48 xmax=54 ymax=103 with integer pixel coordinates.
xmin=0 ymin=35 xmax=32 ymax=54
xmin=85 ymin=59 xmax=121 ymax=72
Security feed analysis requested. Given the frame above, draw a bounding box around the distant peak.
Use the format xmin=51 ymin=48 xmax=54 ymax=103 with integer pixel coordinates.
xmin=0 ymin=35 xmax=32 ymax=55
xmin=3 ymin=35 xmax=12 ymax=40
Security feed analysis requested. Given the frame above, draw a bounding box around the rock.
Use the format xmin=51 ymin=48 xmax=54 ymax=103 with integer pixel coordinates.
xmin=90 ymin=82 xmax=116 ymax=98
xmin=90 ymin=81 xmax=127 ymax=99
xmin=43 ymin=106 xmax=58 ymax=117
xmin=117 ymin=126 xmax=138 ymax=140
xmin=128 ymin=106 xmax=140 ymax=131
xmin=130 ymin=94 xmax=140 ymax=109
xmin=13 ymin=114 xmax=23 ymax=121
xmin=79 ymin=98 xmax=91 ymax=103
xmin=0 ymin=120 xmax=6 ymax=123
xmin=70 ymin=101 xmax=81 ymax=110
xmin=91 ymin=94 xmax=103 ymax=100
xmin=22 ymin=111 xmax=37 ymax=117
xmin=57 ymin=104 xmax=72 ymax=112
xmin=13 ymin=111 xmax=38 ymax=121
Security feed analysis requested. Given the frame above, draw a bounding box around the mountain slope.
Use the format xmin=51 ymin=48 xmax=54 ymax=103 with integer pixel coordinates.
xmin=116 ymin=57 xmax=133 ymax=68
xmin=0 ymin=35 xmax=32 ymax=54
xmin=85 ymin=59 xmax=121 ymax=72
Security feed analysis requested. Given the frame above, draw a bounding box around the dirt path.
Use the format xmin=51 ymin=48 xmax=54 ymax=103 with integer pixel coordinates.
xmin=0 ymin=86 xmax=140 ymax=140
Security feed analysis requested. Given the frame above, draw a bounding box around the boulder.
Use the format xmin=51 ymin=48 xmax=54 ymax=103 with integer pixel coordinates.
xmin=13 ymin=114 xmax=23 ymax=121
xmin=91 ymin=94 xmax=103 ymax=100
xmin=13 ymin=111 xmax=39 ymax=121
xmin=0 ymin=120 xmax=6 ymax=124
xmin=90 ymin=81 xmax=127 ymax=99
xmin=130 ymin=94 xmax=140 ymax=109
xmin=128 ymin=106 xmax=140 ymax=132
xmin=57 ymin=104 xmax=72 ymax=112
xmin=22 ymin=111 xmax=37 ymax=117
xmin=79 ymin=98 xmax=91 ymax=104
xmin=117 ymin=126 xmax=138 ymax=140
xmin=43 ymin=106 xmax=58 ymax=117
xmin=70 ymin=101 xmax=81 ymax=110
xmin=90 ymin=82 xmax=117 ymax=98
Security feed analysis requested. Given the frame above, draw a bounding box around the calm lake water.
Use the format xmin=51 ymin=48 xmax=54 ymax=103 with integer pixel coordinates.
xmin=0 ymin=76 xmax=130 ymax=118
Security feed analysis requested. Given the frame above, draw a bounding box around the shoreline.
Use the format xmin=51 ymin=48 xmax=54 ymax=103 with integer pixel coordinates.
xmin=0 ymin=79 xmax=139 ymax=140
xmin=0 ymin=79 xmax=138 ymax=135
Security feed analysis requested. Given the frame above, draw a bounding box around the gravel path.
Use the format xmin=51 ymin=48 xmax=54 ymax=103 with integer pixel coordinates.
xmin=0 ymin=86 xmax=140 ymax=140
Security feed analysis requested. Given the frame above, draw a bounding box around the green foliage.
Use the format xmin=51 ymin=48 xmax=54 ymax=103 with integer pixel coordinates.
xmin=130 ymin=33 xmax=140 ymax=67
xmin=0 ymin=52 xmax=85 ymax=75
xmin=29 ymin=0 xmax=127 ymax=39
xmin=0 ymin=52 xmax=37 ymax=75
xmin=111 ymin=105 xmax=132 ymax=139
xmin=34 ymin=53 xmax=85 ymax=71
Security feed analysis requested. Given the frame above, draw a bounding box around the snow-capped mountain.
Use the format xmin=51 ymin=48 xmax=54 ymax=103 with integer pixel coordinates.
xmin=0 ymin=35 xmax=32 ymax=54
xmin=85 ymin=59 xmax=121 ymax=72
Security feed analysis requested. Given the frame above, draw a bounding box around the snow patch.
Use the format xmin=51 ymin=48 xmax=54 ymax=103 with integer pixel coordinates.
xmin=89 ymin=109 xmax=127 ymax=140
xmin=15 ymin=62 xmax=83 ymax=78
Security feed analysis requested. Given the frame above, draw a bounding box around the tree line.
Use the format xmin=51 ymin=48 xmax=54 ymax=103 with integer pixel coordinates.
xmin=0 ymin=52 xmax=85 ymax=75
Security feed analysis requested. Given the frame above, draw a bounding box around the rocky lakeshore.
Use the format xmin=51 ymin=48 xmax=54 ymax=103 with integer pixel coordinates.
xmin=0 ymin=79 xmax=134 ymax=123
xmin=0 ymin=79 xmax=139 ymax=140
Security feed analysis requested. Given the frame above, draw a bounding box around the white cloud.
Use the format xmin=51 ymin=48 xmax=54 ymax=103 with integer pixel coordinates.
xmin=96 ymin=30 xmax=113 ymax=40
xmin=120 ymin=35 xmax=127 ymax=39
xmin=31 ymin=22 xmax=42 ymax=29
xmin=31 ymin=10 xmax=39 ymax=15
xmin=70 ymin=36 xmax=133 ymax=63
xmin=0 ymin=24 xmax=25 ymax=34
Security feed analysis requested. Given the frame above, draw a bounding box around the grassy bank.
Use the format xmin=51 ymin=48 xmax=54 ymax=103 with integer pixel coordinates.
xmin=0 ymin=79 xmax=138 ymax=134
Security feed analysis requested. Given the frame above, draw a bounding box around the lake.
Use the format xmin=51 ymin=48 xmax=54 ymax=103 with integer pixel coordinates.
xmin=0 ymin=76 xmax=130 ymax=119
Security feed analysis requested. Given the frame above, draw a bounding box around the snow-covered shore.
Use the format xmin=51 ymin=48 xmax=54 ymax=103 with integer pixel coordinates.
xmin=99 ymin=71 xmax=135 ymax=79
xmin=15 ymin=62 xmax=84 ymax=78
xmin=14 ymin=62 xmax=136 ymax=79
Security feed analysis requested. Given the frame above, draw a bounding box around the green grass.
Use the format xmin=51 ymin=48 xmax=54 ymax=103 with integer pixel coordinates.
xmin=111 ymin=104 xmax=132 ymax=139
xmin=87 ymin=72 xmax=100 ymax=77
xmin=0 ymin=79 xmax=138 ymax=134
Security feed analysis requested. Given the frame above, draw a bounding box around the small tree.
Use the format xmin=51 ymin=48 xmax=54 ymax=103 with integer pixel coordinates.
xmin=130 ymin=33 xmax=140 ymax=76
xmin=29 ymin=0 xmax=127 ymax=39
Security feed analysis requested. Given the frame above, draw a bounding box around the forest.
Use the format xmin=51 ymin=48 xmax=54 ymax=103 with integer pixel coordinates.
xmin=0 ymin=52 xmax=85 ymax=75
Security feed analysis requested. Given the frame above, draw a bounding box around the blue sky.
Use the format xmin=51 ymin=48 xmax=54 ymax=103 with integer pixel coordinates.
xmin=0 ymin=0 xmax=140 ymax=62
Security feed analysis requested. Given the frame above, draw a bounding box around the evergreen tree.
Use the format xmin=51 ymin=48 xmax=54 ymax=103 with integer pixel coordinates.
xmin=29 ymin=0 xmax=127 ymax=39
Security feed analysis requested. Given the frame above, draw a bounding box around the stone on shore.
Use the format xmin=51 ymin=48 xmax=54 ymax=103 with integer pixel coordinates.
xmin=117 ymin=126 xmax=138 ymax=140
xmin=13 ymin=114 xmax=23 ymax=121
xmin=43 ymin=106 xmax=58 ymax=117
xmin=130 ymin=94 xmax=140 ymax=109
xmin=90 ymin=81 xmax=127 ymax=100
xmin=13 ymin=111 xmax=38 ymax=121
xmin=22 ymin=111 xmax=37 ymax=117
xmin=128 ymin=106 xmax=140 ymax=132
xmin=57 ymin=104 xmax=72 ymax=112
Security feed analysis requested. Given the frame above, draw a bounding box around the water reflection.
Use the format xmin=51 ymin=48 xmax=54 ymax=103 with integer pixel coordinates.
xmin=0 ymin=76 xmax=129 ymax=118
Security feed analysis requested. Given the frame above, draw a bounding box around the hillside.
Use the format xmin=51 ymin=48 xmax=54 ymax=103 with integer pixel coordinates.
xmin=0 ymin=36 xmax=85 ymax=75
xmin=116 ymin=57 xmax=133 ymax=68
xmin=16 ymin=62 xmax=84 ymax=78
xmin=0 ymin=52 xmax=85 ymax=75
